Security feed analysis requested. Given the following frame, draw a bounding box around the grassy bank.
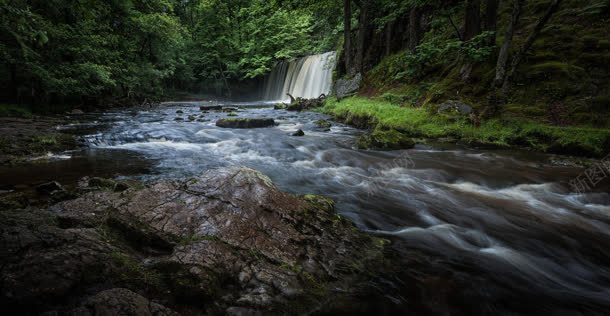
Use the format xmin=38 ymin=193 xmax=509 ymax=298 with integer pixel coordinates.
xmin=321 ymin=97 xmax=610 ymax=157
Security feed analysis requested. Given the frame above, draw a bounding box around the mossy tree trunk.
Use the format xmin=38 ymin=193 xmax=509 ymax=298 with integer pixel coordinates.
xmin=464 ymin=0 xmax=482 ymax=41
xmin=494 ymin=0 xmax=523 ymax=88
xmin=484 ymin=0 xmax=500 ymax=46
xmin=354 ymin=0 xmax=371 ymax=73
xmin=408 ymin=7 xmax=421 ymax=52
xmin=501 ymin=0 xmax=564 ymax=95
xmin=344 ymin=0 xmax=353 ymax=75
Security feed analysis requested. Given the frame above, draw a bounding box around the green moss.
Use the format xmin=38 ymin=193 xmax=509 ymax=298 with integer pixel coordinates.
xmin=357 ymin=128 xmax=416 ymax=150
xmin=110 ymin=251 xmax=163 ymax=288
xmin=322 ymin=96 xmax=610 ymax=157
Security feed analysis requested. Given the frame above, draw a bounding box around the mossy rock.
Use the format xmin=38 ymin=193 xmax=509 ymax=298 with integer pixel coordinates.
xmin=314 ymin=119 xmax=332 ymax=129
xmin=216 ymin=118 xmax=275 ymax=128
xmin=357 ymin=128 xmax=415 ymax=150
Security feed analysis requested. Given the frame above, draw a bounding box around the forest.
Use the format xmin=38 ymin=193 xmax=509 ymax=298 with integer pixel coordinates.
xmin=1 ymin=0 xmax=610 ymax=315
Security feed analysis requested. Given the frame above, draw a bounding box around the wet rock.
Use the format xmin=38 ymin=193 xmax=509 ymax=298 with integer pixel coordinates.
xmin=216 ymin=118 xmax=275 ymax=128
xmin=437 ymin=100 xmax=473 ymax=115
xmin=36 ymin=181 xmax=65 ymax=195
xmin=70 ymin=109 xmax=85 ymax=115
xmin=188 ymin=115 xmax=197 ymax=121
xmin=314 ymin=119 xmax=332 ymax=130
xmin=227 ymin=112 xmax=238 ymax=117
xmin=273 ymin=103 xmax=288 ymax=110
xmin=67 ymin=288 xmax=178 ymax=316
xmin=200 ymin=105 xmax=222 ymax=111
xmin=174 ymin=117 xmax=183 ymax=121
xmin=175 ymin=110 xmax=184 ymax=114
xmin=357 ymin=128 xmax=415 ymax=150
xmin=222 ymin=107 xmax=239 ymax=112
xmin=335 ymin=73 xmax=362 ymax=100
xmin=292 ymin=129 xmax=305 ymax=136
xmin=43 ymin=167 xmax=387 ymax=313
xmin=0 ymin=209 xmax=120 ymax=309
xmin=287 ymin=94 xmax=326 ymax=111
xmin=88 ymin=177 xmax=129 ymax=192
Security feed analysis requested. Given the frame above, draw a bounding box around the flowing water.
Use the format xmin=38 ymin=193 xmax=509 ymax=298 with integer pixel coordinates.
xmin=2 ymin=102 xmax=609 ymax=314
xmin=263 ymin=52 xmax=336 ymax=101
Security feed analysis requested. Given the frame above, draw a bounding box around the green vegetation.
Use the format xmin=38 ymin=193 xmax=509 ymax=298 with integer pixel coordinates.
xmin=0 ymin=104 xmax=32 ymax=118
xmin=0 ymin=0 xmax=342 ymax=109
xmin=323 ymin=97 xmax=610 ymax=156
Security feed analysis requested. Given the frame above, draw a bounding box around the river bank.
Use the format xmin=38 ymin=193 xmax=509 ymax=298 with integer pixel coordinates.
xmin=0 ymin=116 xmax=78 ymax=165
xmin=318 ymin=96 xmax=610 ymax=158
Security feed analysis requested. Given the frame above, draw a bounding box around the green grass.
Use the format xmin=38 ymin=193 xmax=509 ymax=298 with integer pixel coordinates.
xmin=322 ymin=97 xmax=610 ymax=157
xmin=0 ymin=104 xmax=32 ymax=118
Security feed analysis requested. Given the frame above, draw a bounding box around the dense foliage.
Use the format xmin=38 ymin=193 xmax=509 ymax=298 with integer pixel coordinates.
xmin=0 ymin=0 xmax=340 ymax=109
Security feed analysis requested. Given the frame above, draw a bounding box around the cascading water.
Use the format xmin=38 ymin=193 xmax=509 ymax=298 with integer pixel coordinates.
xmin=264 ymin=52 xmax=336 ymax=101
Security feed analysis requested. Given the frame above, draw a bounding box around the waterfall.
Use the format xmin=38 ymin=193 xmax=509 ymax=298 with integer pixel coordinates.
xmin=264 ymin=52 xmax=336 ymax=101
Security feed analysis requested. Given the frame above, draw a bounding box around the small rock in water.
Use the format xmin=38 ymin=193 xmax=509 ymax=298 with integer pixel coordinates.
xmin=216 ymin=118 xmax=275 ymax=128
xmin=36 ymin=181 xmax=65 ymax=195
xmin=292 ymin=129 xmax=305 ymax=136
xmin=188 ymin=115 xmax=196 ymax=121
xmin=274 ymin=103 xmax=288 ymax=110
xmin=222 ymin=107 xmax=239 ymax=112
xmin=174 ymin=117 xmax=184 ymax=121
xmin=70 ymin=109 xmax=85 ymax=115
xmin=315 ymin=119 xmax=332 ymax=130
xmin=176 ymin=110 xmax=184 ymax=114
xmin=227 ymin=112 xmax=238 ymax=117
xmin=200 ymin=105 xmax=222 ymax=111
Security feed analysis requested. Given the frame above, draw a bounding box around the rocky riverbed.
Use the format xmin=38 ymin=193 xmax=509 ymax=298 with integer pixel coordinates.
xmin=0 ymin=167 xmax=387 ymax=315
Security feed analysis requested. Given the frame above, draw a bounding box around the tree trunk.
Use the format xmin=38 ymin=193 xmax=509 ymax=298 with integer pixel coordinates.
xmin=408 ymin=8 xmax=421 ymax=52
xmin=502 ymin=0 xmax=563 ymax=94
xmin=354 ymin=0 xmax=370 ymax=73
xmin=9 ymin=63 xmax=17 ymax=102
xmin=494 ymin=0 xmax=523 ymax=87
xmin=484 ymin=0 xmax=500 ymax=45
xmin=344 ymin=0 xmax=353 ymax=75
xmin=464 ymin=0 xmax=482 ymax=41
xmin=385 ymin=21 xmax=393 ymax=56
xmin=217 ymin=58 xmax=231 ymax=98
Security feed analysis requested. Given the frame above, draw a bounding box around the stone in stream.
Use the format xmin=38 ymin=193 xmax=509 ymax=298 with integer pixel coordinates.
xmin=176 ymin=110 xmax=184 ymax=114
xmin=216 ymin=118 xmax=275 ymax=128
xmin=292 ymin=129 xmax=305 ymax=136
xmin=1 ymin=167 xmax=387 ymax=314
xmin=200 ymin=105 xmax=222 ymax=111
xmin=314 ymin=119 xmax=332 ymax=130
xmin=36 ymin=181 xmax=65 ymax=194
xmin=222 ymin=107 xmax=239 ymax=112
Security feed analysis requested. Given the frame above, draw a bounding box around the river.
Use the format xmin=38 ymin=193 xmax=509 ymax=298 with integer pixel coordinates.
xmin=1 ymin=101 xmax=609 ymax=315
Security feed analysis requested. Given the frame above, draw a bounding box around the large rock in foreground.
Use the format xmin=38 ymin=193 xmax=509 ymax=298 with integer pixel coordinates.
xmin=1 ymin=167 xmax=387 ymax=314
xmin=216 ymin=118 xmax=275 ymax=128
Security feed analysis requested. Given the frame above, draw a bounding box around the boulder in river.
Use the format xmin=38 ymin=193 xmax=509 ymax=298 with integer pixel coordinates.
xmin=1 ymin=167 xmax=387 ymax=314
xmin=200 ymin=105 xmax=222 ymax=111
xmin=274 ymin=103 xmax=288 ymax=110
xmin=292 ymin=129 xmax=305 ymax=136
xmin=36 ymin=181 xmax=65 ymax=195
xmin=357 ymin=128 xmax=415 ymax=150
xmin=314 ymin=119 xmax=332 ymax=130
xmin=216 ymin=118 xmax=275 ymax=128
